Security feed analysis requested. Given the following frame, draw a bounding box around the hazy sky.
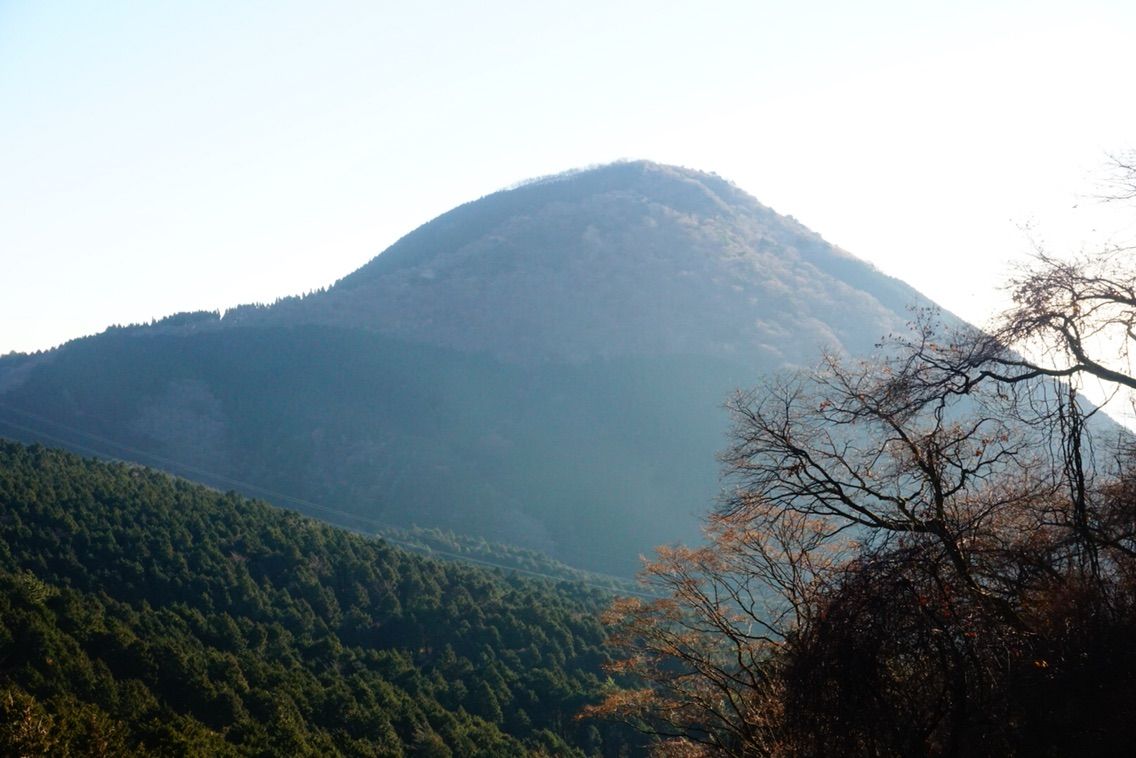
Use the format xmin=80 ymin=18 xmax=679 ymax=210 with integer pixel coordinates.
xmin=2 ymin=0 xmax=1134 ymax=356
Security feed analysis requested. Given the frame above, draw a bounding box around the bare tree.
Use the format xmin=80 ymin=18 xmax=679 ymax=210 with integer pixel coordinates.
xmin=590 ymin=239 xmax=1136 ymax=754
xmin=1102 ymin=151 xmax=1136 ymax=203
xmin=582 ymin=501 xmax=840 ymax=756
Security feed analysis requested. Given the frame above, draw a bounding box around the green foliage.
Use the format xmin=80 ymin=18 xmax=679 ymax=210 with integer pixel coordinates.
xmin=373 ymin=525 xmax=644 ymax=595
xmin=0 ymin=441 xmax=640 ymax=756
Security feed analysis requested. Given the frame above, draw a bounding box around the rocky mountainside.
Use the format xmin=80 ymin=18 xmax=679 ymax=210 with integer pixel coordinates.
xmin=0 ymin=162 xmax=934 ymax=574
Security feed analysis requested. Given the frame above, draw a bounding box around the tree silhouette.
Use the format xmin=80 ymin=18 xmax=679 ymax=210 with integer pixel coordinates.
xmin=590 ymin=220 xmax=1136 ymax=755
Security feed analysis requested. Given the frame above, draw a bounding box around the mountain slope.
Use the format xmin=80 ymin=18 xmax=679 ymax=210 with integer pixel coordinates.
xmin=0 ymin=440 xmax=639 ymax=756
xmin=0 ymin=161 xmax=934 ymax=574
xmin=233 ymin=161 xmax=921 ymax=364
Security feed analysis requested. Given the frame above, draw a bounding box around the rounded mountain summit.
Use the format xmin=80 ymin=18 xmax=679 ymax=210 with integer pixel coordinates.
xmin=233 ymin=160 xmax=924 ymax=366
xmin=1 ymin=161 xmax=935 ymax=575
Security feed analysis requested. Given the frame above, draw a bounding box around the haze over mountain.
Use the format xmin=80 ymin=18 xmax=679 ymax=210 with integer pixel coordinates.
xmin=0 ymin=162 xmax=934 ymax=574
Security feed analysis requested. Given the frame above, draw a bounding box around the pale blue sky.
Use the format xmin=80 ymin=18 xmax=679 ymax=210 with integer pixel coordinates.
xmin=2 ymin=0 xmax=1134 ymax=356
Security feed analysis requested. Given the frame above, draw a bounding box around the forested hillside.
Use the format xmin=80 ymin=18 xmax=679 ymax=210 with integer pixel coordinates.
xmin=0 ymin=323 xmax=737 ymax=576
xmin=0 ymin=441 xmax=640 ymax=756
xmin=0 ymin=162 xmax=935 ymax=575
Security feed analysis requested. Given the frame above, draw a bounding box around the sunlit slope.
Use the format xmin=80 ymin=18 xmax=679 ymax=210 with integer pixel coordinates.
xmin=0 ymin=162 xmax=932 ymax=574
xmin=239 ymin=161 xmax=922 ymax=364
xmin=0 ymin=440 xmax=639 ymax=756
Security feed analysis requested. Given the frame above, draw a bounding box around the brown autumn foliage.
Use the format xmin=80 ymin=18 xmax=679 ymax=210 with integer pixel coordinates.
xmin=586 ymin=192 xmax=1136 ymax=756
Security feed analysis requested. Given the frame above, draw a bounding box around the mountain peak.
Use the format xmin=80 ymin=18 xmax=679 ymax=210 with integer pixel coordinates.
xmin=235 ymin=161 xmax=920 ymax=365
xmin=335 ymin=160 xmax=763 ymax=284
xmin=508 ymin=160 xmax=754 ymax=213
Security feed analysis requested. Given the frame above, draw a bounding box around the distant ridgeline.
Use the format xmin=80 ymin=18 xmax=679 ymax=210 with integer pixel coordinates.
xmin=0 ymin=441 xmax=641 ymax=756
xmin=0 ymin=161 xmax=935 ymax=575
xmin=369 ymin=524 xmax=647 ymax=597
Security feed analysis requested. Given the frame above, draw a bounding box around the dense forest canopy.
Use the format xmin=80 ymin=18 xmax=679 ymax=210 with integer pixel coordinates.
xmin=0 ymin=441 xmax=641 ymax=756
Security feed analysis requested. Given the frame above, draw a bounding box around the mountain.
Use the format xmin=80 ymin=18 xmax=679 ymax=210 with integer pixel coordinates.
xmin=0 ymin=440 xmax=640 ymax=756
xmin=230 ymin=162 xmax=919 ymax=363
xmin=0 ymin=161 xmax=932 ymax=575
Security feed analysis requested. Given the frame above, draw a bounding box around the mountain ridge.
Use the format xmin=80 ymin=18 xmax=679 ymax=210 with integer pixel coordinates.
xmin=216 ymin=160 xmax=928 ymax=364
xmin=1 ymin=161 xmax=941 ymax=574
